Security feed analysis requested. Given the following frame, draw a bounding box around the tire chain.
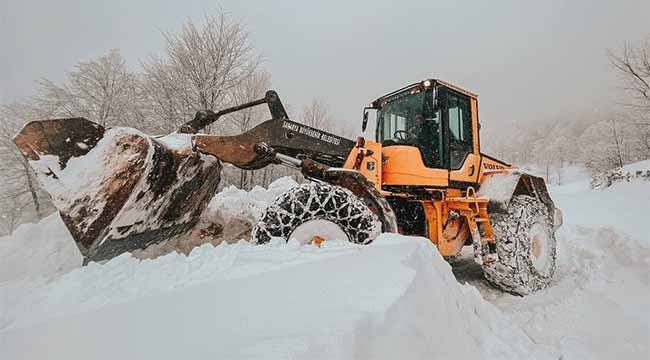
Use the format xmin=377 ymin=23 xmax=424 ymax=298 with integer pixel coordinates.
xmin=252 ymin=182 xmax=381 ymax=244
xmin=481 ymin=195 xmax=557 ymax=295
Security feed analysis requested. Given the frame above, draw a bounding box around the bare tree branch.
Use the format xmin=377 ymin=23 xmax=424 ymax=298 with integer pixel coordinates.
xmin=142 ymin=11 xmax=261 ymax=133
xmin=33 ymin=49 xmax=144 ymax=127
xmin=299 ymin=98 xmax=332 ymax=131
xmin=609 ymin=37 xmax=650 ymax=114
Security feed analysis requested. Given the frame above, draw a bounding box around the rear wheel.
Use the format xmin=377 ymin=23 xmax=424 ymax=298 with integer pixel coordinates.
xmin=252 ymin=183 xmax=381 ymax=245
xmin=482 ymin=195 xmax=557 ymax=295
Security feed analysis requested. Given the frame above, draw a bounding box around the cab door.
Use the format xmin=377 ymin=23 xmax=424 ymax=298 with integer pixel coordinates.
xmin=442 ymin=88 xmax=481 ymax=188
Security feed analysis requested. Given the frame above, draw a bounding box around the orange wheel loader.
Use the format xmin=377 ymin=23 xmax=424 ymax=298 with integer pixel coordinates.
xmin=14 ymin=79 xmax=562 ymax=295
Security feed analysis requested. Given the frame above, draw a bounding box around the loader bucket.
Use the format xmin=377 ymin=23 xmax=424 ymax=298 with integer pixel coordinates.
xmin=14 ymin=118 xmax=222 ymax=263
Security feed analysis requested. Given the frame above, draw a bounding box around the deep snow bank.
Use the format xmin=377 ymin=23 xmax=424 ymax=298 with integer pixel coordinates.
xmin=0 ymin=177 xmax=300 ymax=280
xmin=0 ymin=176 xmax=548 ymax=359
xmin=207 ymin=176 xmax=299 ymax=223
xmin=0 ymin=213 xmax=81 ymax=283
xmin=0 ymin=235 xmax=548 ymax=359
xmin=131 ymin=176 xmax=299 ymax=259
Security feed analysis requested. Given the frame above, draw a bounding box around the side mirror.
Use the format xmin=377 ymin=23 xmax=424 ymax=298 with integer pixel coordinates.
xmin=362 ymin=111 xmax=369 ymax=132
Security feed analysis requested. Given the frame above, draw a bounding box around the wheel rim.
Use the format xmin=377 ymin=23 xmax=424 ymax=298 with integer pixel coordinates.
xmin=529 ymin=222 xmax=551 ymax=274
xmin=289 ymin=219 xmax=349 ymax=245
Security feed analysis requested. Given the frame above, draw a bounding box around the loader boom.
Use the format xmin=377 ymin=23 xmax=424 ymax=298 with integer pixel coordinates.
xmin=179 ymin=90 xmax=289 ymax=133
xmin=192 ymin=118 xmax=356 ymax=169
xmin=12 ymin=89 xmax=359 ymax=263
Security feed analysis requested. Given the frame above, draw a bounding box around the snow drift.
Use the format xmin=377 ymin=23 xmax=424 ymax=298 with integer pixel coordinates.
xmin=0 ymin=213 xmax=80 ymax=283
xmin=0 ymin=235 xmax=547 ymax=359
xmin=0 ymin=177 xmax=549 ymax=359
xmin=131 ymin=176 xmax=300 ymax=259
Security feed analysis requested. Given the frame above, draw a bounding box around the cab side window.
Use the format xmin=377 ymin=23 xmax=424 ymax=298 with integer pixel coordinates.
xmin=447 ymin=92 xmax=473 ymax=169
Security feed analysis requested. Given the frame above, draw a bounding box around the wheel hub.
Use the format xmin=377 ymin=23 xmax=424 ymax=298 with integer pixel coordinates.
xmin=529 ymin=222 xmax=551 ymax=274
xmin=289 ymin=219 xmax=349 ymax=245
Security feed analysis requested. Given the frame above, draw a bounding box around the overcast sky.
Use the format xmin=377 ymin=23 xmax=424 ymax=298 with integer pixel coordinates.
xmin=0 ymin=0 xmax=648 ymax=135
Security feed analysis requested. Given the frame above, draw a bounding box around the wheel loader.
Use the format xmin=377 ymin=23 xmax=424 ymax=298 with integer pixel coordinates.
xmin=14 ymin=79 xmax=562 ymax=295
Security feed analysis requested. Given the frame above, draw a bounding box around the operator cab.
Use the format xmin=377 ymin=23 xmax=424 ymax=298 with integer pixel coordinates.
xmin=364 ymin=79 xmax=481 ymax=188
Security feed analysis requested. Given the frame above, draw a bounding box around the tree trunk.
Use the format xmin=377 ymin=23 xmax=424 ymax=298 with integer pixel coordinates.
xmin=262 ymin=167 xmax=268 ymax=187
xmin=545 ymin=162 xmax=550 ymax=184
xmin=239 ymin=169 xmax=245 ymax=189
xmin=21 ymin=157 xmax=42 ymax=219
xmin=611 ymin=119 xmax=624 ymax=168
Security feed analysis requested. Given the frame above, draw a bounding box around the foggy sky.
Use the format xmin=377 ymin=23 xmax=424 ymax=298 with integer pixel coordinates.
xmin=0 ymin=0 xmax=648 ymax=136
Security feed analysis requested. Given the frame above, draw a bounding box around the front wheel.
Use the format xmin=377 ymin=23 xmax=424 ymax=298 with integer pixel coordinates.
xmin=252 ymin=183 xmax=381 ymax=245
xmin=482 ymin=195 xmax=557 ymax=295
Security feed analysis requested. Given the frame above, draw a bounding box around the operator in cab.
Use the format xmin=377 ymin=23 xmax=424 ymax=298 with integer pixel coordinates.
xmin=407 ymin=113 xmax=441 ymax=168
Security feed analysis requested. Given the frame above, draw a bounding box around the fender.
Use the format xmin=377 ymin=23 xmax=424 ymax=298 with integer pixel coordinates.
xmin=300 ymin=159 xmax=399 ymax=234
xmin=477 ymin=170 xmax=557 ymax=218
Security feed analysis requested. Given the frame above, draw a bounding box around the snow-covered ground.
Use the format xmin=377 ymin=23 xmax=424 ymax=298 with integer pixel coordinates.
xmin=1 ymin=235 xmax=551 ymax=359
xmin=624 ymin=159 xmax=650 ymax=174
xmin=0 ymin=214 xmax=81 ymax=283
xmin=454 ymin=167 xmax=650 ymax=359
xmin=0 ymin=163 xmax=649 ymax=359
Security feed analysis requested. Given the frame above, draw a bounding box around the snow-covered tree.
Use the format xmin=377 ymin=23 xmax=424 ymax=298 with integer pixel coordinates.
xmin=227 ymin=71 xmax=271 ymax=134
xmin=34 ymin=49 xmax=144 ymax=127
xmin=609 ymin=37 xmax=650 ymax=161
xmin=141 ymin=11 xmax=260 ymax=133
xmin=577 ymin=116 xmax=625 ymax=173
xmin=609 ymin=37 xmax=650 ymax=114
xmin=226 ymin=70 xmax=272 ymax=189
xmin=0 ymin=12 xmax=269 ymax=230
xmin=299 ymin=98 xmax=332 ymax=132
xmin=139 ymin=62 xmax=184 ymax=133
xmin=0 ymin=103 xmax=55 ymax=233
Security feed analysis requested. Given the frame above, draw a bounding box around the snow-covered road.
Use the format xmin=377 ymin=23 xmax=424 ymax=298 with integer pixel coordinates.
xmin=453 ymin=225 xmax=649 ymax=358
xmin=454 ymin=174 xmax=650 ymax=359
xmin=0 ymin=168 xmax=648 ymax=359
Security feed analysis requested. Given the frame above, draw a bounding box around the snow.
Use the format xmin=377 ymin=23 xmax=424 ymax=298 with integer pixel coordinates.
xmin=553 ymin=178 xmax=650 ymax=244
xmin=477 ymin=170 xmax=520 ymax=204
xmin=206 ymin=176 xmax=299 ymax=225
xmin=455 ymin=162 xmax=650 ymax=359
xmin=473 ymin=222 xmax=650 ymax=359
xmin=0 ymin=235 xmax=548 ymax=359
xmin=623 ymin=159 xmax=650 ymax=173
xmin=1 ymin=161 xmax=649 ymax=359
xmin=156 ymin=132 xmax=192 ymax=151
xmin=131 ymin=176 xmax=300 ymax=259
xmin=495 ymin=225 xmax=649 ymax=358
xmin=0 ymin=213 xmax=80 ymax=283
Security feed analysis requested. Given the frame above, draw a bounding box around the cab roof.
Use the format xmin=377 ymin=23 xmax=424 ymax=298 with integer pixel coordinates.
xmin=371 ymin=79 xmax=477 ymax=108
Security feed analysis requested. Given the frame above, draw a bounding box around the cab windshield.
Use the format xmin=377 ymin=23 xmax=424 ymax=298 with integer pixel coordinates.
xmin=376 ymin=88 xmax=442 ymax=168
